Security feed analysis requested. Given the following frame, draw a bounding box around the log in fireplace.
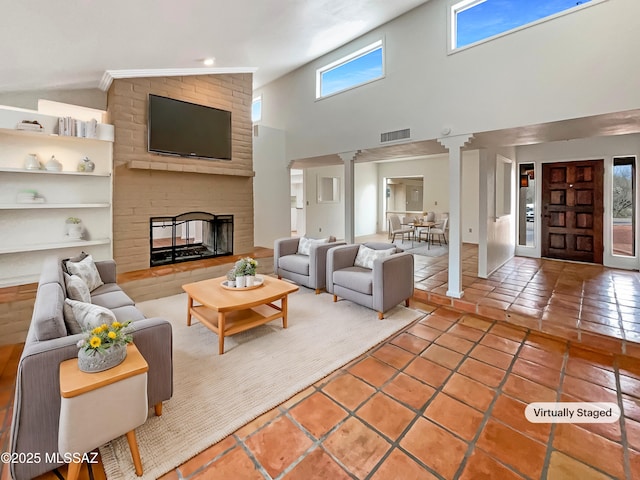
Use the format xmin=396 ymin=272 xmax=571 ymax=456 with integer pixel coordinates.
xmin=149 ymin=212 xmax=233 ymax=266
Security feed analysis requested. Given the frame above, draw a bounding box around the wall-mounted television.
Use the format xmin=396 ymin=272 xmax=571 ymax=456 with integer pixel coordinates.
xmin=147 ymin=94 xmax=232 ymax=160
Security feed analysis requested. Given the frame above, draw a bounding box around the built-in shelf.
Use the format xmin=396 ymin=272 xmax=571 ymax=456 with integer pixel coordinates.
xmin=0 ymin=238 xmax=111 ymax=255
xmin=0 ymin=106 xmax=114 ymax=287
xmin=0 ymin=167 xmax=110 ymax=177
xmin=0 ymin=203 xmax=110 ymax=210
xmin=0 ymin=125 xmax=114 ymax=143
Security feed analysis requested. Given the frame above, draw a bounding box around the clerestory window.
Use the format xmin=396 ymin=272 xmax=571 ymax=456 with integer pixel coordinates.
xmin=316 ymin=40 xmax=384 ymax=99
xmin=450 ymin=0 xmax=604 ymax=51
xmin=251 ymin=97 xmax=262 ymax=123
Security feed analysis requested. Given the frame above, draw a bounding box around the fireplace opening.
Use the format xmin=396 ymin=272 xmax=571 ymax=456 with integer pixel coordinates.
xmin=150 ymin=212 xmax=233 ymax=267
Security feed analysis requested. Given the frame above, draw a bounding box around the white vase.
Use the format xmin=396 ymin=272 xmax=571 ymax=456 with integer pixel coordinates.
xmin=235 ymin=276 xmax=246 ymax=288
xmin=246 ymin=275 xmax=255 ymax=287
xmin=45 ymin=155 xmax=62 ymax=172
xmin=24 ymin=154 xmax=40 ymax=170
xmin=78 ymin=156 xmax=95 ymax=172
xmin=68 ymin=223 xmax=83 ymax=240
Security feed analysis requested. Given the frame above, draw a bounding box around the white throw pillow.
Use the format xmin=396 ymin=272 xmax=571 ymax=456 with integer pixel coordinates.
xmin=354 ymin=245 xmax=395 ymax=269
xmin=297 ymin=237 xmax=329 ymax=256
xmin=63 ymin=303 xmax=82 ymax=335
xmin=65 ymin=254 xmax=104 ymax=292
xmin=64 ymin=299 xmax=116 ymax=332
xmin=64 ymin=273 xmax=91 ymax=303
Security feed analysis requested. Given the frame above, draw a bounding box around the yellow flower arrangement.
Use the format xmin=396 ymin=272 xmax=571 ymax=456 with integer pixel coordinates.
xmin=78 ymin=320 xmax=133 ymax=355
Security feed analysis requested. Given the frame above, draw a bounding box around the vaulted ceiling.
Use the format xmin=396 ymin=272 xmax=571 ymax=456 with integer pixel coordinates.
xmin=0 ymin=0 xmax=429 ymax=93
xmin=3 ymin=0 xmax=638 ymax=160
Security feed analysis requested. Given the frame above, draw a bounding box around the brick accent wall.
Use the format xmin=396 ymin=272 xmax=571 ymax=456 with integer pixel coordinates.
xmin=107 ymin=74 xmax=254 ymax=273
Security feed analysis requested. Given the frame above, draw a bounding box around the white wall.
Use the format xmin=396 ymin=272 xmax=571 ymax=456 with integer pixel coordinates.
xmin=257 ymin=0 xmax=640 ymax=162
xmin=253 ymin=125 xmax=290 ymax=247
xmin=355 ymin=162 xmax=378 ymax=236
xmin=304 ymin=164 xmax=345 ymax=239
xmin=478 ymin=148 xmax=516 ymax=277
xmin=0 ymin=88 xmax=106 ymax=111
xmin=461 ymin=152 xmax=480 ymax=244
xmin=375 ymin=153 xmax=479 ymax=243
xmin=377 ymin=155 xmax=449 ymax=217
xmin=290 ymin=169 xmax=304 ymax=235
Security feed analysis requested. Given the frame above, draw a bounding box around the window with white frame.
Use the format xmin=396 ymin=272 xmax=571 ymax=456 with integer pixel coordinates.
xmin=612 ymin=157 xmax=636 ymax=257
xmin=251 ymin=96 xmax=262 ymax=123
xmin=450 ymin=0 xmax=602 ymax=50
xmin=316 ymin=40 xmax=384 ymax=99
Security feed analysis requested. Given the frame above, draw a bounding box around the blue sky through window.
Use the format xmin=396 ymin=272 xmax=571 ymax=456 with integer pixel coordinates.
xmin=455 ymin=0 xmax=592 ymax=48
xmin=251 ymin=97 xmax=262 ymax=122
xmin=319 ymin=46 xmax=383 ymax=98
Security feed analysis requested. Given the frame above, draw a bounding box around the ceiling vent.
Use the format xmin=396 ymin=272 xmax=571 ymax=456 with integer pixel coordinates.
xmin=380 ymin=128 xmax=410 ymax=143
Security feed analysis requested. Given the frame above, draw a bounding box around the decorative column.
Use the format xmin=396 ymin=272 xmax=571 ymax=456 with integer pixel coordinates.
xmin=338 ymin=151 xmax=359 ymax=244
xmin=437 ymin=134 xmax=473 ymax=299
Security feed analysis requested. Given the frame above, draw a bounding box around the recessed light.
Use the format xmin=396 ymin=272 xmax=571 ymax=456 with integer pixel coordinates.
xmin=203 ymin=58 xmax=215 ymax=66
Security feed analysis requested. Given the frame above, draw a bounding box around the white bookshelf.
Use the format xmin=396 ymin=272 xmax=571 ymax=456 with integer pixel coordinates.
xmin=0 ymin=107 xmax=114 ymax=286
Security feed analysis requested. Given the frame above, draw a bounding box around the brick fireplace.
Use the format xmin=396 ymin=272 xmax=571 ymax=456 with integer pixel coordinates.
xmin=106 ymin=73 xmax=255 ymax=274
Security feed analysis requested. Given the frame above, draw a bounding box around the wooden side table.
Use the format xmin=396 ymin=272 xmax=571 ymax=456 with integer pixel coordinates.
xmin=59 ymin=344 xmax=149 ymax=479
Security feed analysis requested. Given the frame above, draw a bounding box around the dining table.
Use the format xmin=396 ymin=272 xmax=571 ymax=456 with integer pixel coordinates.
xmin=409 ymin=220 xmax=437 ymax=248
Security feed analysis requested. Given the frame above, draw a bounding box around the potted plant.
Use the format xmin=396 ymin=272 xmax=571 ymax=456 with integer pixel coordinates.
xmin=76 ymin=321 xmax=134 ymax=372
xmin=237 ymin=257 xmax=258 ymax=286
xmin=234 ymin=258 xmax=248 ymax=288
xmin=244 ymin=257 xmax=258 ymax=286
xmin=233 ymin=257 xmax=259 ymax=287
xmin=245 ymin=257 xmax=258 ymax=276
xmin=226 ymin=267 xmax=237 ymax=288
xmin=66 ymin=217 xmax=83 ymax=240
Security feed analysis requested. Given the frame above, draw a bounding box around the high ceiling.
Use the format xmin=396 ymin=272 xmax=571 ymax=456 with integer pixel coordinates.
xmin=3 ymin=0 xmax=638 ymax=159
xmin=0 ymin=0 xmax=429 ymax=93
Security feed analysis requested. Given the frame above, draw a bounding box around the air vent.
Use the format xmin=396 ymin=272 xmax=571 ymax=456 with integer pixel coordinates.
xmin=380 ymin=128 xmax=410 ymax=143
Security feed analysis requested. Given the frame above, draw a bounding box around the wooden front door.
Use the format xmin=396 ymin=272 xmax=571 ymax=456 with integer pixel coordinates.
xmin=541 ymin=160 xmax=604 ymax=264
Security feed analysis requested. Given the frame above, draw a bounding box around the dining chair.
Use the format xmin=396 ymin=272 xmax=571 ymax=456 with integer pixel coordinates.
xmin=428 ymin=217 xmax=449 ymax=246
xmin=389 ymin=215 xmax=414 ymax=242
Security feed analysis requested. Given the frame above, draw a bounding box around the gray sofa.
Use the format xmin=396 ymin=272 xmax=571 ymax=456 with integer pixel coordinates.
xmin=9 ymin=256 xmax=173 ymax=480
xmin=326 ymin=242 xmax=414 ymax=319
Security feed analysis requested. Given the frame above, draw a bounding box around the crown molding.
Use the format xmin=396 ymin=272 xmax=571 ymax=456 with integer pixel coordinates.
xmin=99 ymin=67 xmax=258 ymax=91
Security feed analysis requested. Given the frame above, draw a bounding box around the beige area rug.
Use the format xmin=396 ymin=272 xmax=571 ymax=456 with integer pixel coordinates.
xmin=393 ymin=240 xmax=449 ymax=257
xmin=100 ymin=286 xmax=425 ymax=479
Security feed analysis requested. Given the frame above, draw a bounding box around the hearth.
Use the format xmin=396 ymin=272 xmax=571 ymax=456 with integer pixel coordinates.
xmin=150 ymin=212 xmax=233 ymax=266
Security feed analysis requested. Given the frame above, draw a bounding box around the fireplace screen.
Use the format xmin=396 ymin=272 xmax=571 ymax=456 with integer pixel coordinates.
xmin=150 ymin=212 xmax=233 ymax=266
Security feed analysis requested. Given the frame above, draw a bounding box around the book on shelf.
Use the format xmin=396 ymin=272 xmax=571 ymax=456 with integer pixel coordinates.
xmin=57 ymin=117 xmax=98 ymax=138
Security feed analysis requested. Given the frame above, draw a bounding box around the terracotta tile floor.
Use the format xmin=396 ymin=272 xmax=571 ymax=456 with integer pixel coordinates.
xmin=403 ymin=242 xmax=640 ymax=358
xmin=1 ymin=240 xmax=640 ymax=479
xmin=1 ymin=302 xmax=639 ymax=479
xmin=155 ymin=302 xmax=639 ymax=479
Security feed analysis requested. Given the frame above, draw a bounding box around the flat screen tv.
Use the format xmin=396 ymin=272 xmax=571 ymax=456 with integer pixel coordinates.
xmin=147 ymin=94 xmax=232 ymax=160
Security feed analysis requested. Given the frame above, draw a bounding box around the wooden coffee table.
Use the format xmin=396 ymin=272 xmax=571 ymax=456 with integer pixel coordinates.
xmin=182 ymin=276 xmax=299 ymax=354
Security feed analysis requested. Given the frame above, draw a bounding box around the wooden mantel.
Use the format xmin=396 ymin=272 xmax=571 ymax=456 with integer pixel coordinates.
xmin=126 ymin=160 xmax=255 ymax=177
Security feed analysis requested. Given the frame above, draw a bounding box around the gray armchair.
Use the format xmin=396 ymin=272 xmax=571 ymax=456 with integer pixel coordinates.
xmin=274 ymin=236 xmax=345 ymax=293
xmin=326 ymin=242 xmax=414 ymax=319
